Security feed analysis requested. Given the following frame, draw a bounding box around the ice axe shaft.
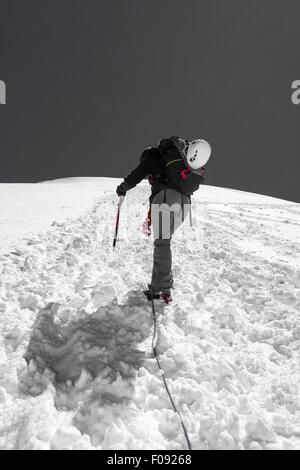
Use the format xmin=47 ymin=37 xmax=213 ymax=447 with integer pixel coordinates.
xmin=113 ymin=196 xmax=125 ymax=249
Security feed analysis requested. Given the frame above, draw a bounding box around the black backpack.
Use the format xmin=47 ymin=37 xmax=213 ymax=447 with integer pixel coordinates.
xmin=158 ymin=137 xmax=205 ymax=196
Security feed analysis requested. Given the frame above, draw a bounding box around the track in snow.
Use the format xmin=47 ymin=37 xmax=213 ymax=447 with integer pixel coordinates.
xmin=0 ymin=184 xmax=300 ymax=450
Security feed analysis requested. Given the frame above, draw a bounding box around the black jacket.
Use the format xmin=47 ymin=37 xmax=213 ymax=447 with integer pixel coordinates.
xmin=119 ymin=138 xmax=205 ymax=199
xmin=120 ymin=146 xmax=167 ymax=200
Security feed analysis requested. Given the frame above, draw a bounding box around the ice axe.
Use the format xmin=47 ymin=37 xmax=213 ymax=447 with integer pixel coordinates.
xmin=113 ymin=195 xmax=125 ymax=249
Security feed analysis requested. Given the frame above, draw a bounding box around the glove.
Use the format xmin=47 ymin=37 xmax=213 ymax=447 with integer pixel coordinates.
xmin=116 ymin=182 xmax=128 ymax=197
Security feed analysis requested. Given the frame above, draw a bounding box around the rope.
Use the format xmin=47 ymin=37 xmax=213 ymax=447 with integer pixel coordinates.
xmin=150 ymin=298 xmax=193 ymax=451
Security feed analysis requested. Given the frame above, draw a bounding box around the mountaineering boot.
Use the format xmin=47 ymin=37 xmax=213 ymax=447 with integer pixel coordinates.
xmin=144 ymin=289 xmax=173 ymax=304
xmin=144 ymin=289 xmax=160 ymax=301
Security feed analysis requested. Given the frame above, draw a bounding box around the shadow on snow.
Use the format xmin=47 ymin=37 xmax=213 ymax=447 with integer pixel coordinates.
xmin=23 ymin=290 xmax=152 ymax=385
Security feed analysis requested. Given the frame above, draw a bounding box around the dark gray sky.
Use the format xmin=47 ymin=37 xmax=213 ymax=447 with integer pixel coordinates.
xmin=0 ymin=0 xmax=299 ymax=202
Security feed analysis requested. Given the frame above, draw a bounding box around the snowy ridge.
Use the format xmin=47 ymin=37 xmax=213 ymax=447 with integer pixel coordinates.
xmin=0 ymin=180 xmax=300 ymax=450
xmin=0 ymin=178 xmax=123 ymax=253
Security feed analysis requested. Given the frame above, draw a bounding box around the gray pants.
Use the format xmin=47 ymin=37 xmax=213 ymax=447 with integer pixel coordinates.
xmin=150 ymin=188 xmax=190 ymax=294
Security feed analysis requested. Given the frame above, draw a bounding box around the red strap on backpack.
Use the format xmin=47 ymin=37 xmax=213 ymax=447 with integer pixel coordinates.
xmin=180 ymin=165 xmax=191 ymax=180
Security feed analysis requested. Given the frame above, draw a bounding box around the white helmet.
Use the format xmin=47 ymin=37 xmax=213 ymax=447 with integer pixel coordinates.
xmin=186 ymin=139 xmax=211 ymax=170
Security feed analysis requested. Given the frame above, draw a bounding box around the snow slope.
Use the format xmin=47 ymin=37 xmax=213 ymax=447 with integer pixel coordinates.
xmin=0 ymin=178 xmax=299 ymax=450
xmin=0 ymin=178 xmax=122 ymax=254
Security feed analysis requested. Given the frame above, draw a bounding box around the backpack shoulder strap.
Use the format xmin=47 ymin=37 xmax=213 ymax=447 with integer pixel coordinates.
xmin=165 ymin=158 xmax=183 ymax=168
